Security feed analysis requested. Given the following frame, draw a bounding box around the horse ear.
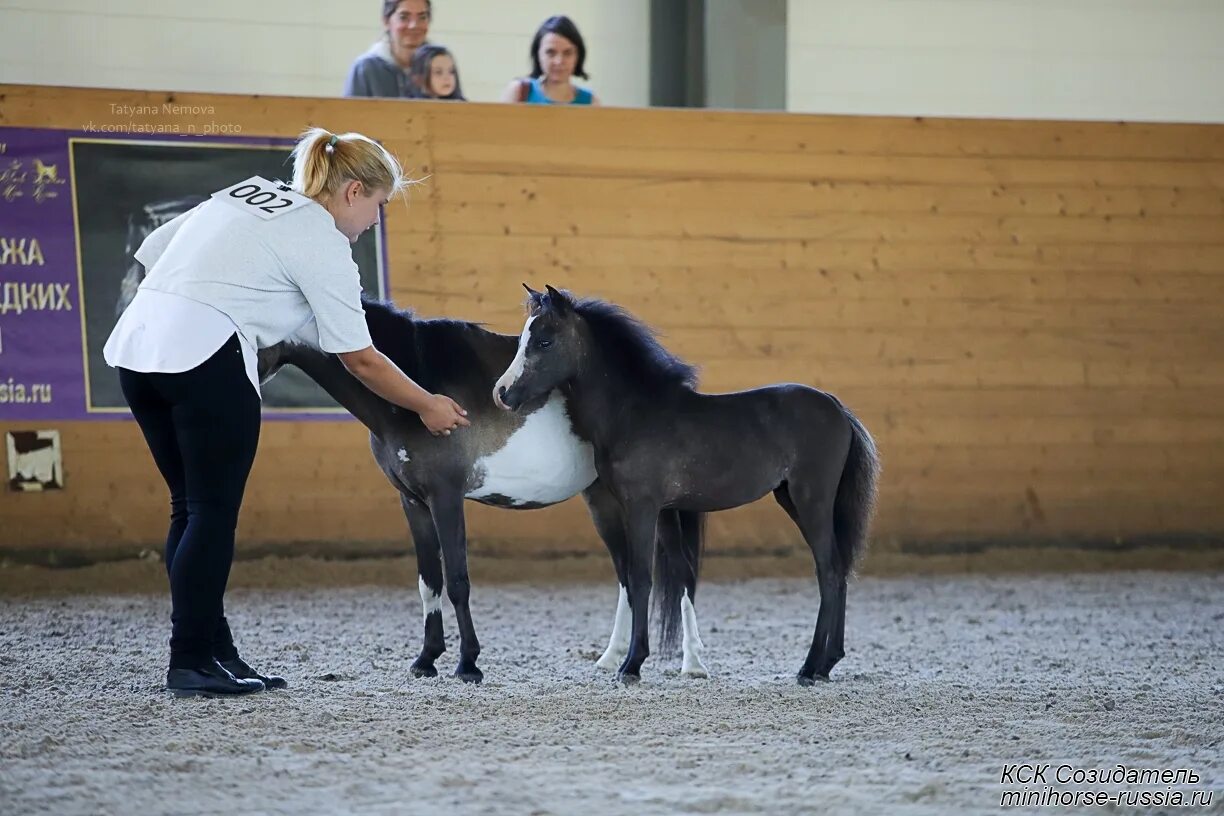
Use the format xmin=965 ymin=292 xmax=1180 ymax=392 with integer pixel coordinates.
xmin=523 ymin=283 xmax=544 ymax=314
xmin=544 ymin=285 xmax=570 ymax=313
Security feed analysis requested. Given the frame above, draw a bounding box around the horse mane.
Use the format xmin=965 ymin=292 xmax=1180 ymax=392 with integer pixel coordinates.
xmin=549 ymin=289 xmax=699 ymax=391
xmin=360 ymin=297 xmax=493 ymax=391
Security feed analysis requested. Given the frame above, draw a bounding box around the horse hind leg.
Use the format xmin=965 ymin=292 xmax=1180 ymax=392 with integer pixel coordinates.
xmin=618 ymin=504 xmax=662 ymax=684
xmin=430 ymin=493 xmax=483 ymax=683
xmin=401 ymin=495 xmax=446 ymax=678
xmin=679 ymin=588 xmax=708 ymax=678
xmin=668 ymin=510 xmax=709 ymax=679
xmin=777 ymin=480 xmax=846 ymax=685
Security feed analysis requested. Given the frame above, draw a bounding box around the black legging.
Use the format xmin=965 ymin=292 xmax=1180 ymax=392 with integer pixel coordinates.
xmin=119 ymin=334 xmax=260 ymax=669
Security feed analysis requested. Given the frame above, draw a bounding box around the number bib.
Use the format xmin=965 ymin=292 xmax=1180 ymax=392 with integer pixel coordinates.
xmin=211 ymin=176 xmax=311 ymax=220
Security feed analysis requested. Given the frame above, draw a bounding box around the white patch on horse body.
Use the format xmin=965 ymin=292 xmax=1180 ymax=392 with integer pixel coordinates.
xmin=492 ymin=315 xmax=535 ymax=407
xmin=680 ymin=589 xmax=709 ymax=678
xmin=466 ymin=390 xmax=595 ymax=506
xmin=418 ymin=575 xmax=442 ymax=620
xmin=397 ymin=448 xmax=410 ymax=463
xmin=595 ymin=584 xmax=631 ymax=671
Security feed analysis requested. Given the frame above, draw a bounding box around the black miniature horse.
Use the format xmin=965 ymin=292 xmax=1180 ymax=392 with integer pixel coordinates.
xmin=495 ymin=286 xmax=880 ymax=685
xmin=258 ymin=299 xmax=707 ymax=683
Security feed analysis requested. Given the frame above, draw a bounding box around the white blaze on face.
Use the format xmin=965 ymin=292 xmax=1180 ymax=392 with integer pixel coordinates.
xmin=418 ymin=575 xmax=442 ymax=621
xmin=680 ymin=589 xmax=709 ymax=678
xmin=595 ymin=584 xmax=631 ymax=671
xmin=493 ymin=314 xmax=536 ymax=407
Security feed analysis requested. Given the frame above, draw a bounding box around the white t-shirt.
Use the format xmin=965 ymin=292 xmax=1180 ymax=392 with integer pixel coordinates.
xmin=104 ymin=289 xmax=260 ymax=390
xmin=103 ymin=190 xmax=373 ymax=397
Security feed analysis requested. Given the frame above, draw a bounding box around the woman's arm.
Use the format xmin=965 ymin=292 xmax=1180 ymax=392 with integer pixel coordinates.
xmin=339 ymin=345 xmax=469 ymax=435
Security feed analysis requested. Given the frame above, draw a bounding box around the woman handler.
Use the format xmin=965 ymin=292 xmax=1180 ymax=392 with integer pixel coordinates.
xmin=104 ymin=128 xmax=468 ymax=697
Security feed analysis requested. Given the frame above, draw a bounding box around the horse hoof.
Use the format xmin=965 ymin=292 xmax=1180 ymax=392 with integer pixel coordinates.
xmin=410 ymin=662 xmax=438 ymax=679
xmin=454 ymin=666 xmax=484 ymax=685
xmin=797 ymin=672 xmax=829 ymax=687
xmin=617 ymin=671 xmax=641 ymax=686
xmin=595 ymin=651 xmax=625 ymax=672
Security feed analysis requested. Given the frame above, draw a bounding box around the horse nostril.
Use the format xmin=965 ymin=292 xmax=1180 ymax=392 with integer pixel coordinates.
xmin=498 ymin=386 xmax=507 ymax=400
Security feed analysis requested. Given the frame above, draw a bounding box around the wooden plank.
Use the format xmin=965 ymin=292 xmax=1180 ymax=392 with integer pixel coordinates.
xmin=880 ymin=482 xmax=1224 ymax=504
xmin=0 ymin=84 xmax=433 ymax=143
xmin=425 ymin=101 xmax=1224 ymax=161
xmin=397 ymin=293 xmax=1224 ymax=335
xmin=641 ymin=327 xmax=1224 ymax=367
xmin=864 ymin=416 xmax=1224 ymax=447
xmin=414 ymin=200 xmax=1224 ymax=245
xmin=876 ymin=464 xmax=1219 ymax=491
xmin=642 ymin=358 xmax=1224 ymax=389
xmin=387 ymin=231 xmax=1224 ymax=275
xmin=430 ymin=142 xmax=1224 ymax=190
xmin=838 ymin=386 xmax=1224 ymax=419
xmin=433 ymin=173 xmax=1224 ymax=219
xmin=401 ymin=263 xmax=1224 ymax=304
xmin=877 ymin=440 xmax=1224 ymax=471
xmin=875 ymin=494 xmax=1224 ymax=536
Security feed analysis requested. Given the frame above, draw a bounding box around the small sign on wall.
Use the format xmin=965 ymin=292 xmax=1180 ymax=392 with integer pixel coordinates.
xmin=6 ymin=430 xmax=64 ymax=491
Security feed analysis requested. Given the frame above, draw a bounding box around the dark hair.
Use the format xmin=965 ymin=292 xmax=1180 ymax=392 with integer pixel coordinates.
xmin=382 ymin=0 xmax=431 ymax=21
xmin=529 ymin=15 xmax=588 ymax=80
xmin=410 ymin=44 xmax=465 ymax=101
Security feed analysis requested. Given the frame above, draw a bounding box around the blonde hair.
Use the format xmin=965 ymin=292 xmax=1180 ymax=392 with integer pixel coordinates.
xmin=290 ymin=127 xmax=408 ymax=201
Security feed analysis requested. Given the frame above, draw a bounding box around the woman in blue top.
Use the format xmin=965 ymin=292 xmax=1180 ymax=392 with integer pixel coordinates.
xmin=500 ymin=16 xmax=600 ymax=106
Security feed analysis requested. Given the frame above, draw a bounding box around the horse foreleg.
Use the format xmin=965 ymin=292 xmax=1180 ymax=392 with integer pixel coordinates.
xmin=430 ymin=493 xmax=483 ymax=684
xmin=581 ymin=481 xmax=631 ymax=671
xmin=598 ymin=586 xmax=632 ymax=671
xmin=401 ymin=495 xmax=445 ymax=678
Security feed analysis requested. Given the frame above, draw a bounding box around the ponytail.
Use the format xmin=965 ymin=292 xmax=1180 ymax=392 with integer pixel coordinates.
xmin=290 ymin=127 xmax=408 ymax=202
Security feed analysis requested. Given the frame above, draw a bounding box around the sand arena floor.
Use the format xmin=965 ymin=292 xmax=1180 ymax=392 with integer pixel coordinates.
xmin=1 ymin=569 xmax=1221 ymax=815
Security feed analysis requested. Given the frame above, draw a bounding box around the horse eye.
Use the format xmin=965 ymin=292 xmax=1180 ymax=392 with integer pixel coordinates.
xmin=538 ymin=339 xmax=553 ymax=349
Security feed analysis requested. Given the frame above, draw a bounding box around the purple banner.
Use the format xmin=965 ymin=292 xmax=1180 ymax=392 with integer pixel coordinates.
xmin=0 ymin=129 xmax=78 ymax=421
xmin=0 ymin=127 xmax=387 ymax=421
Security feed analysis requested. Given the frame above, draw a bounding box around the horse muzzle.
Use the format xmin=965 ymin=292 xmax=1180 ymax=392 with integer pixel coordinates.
xmin=493 ymin=383 xmax=525 ymax=412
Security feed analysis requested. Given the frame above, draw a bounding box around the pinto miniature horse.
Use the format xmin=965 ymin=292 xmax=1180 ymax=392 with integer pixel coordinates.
xmin=494 ymin=286 xmax=880 ymax=685
xmin=259 ymin=298 xmax=709 ymax=683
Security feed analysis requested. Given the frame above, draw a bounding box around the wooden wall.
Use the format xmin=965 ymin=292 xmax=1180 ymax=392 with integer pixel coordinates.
xmin=2 ymin=85 xmax=1222 ymax=566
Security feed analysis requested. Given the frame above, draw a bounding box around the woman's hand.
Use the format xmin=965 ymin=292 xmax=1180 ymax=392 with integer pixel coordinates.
xmin=419 ymin=393 xmax=470 ymax=436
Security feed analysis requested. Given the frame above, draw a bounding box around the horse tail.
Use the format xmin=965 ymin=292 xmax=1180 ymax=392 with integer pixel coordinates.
xmin=834 ymin=405 xmax=880 ymax=572
xmin=653 ymin=509 xmax=705 ymax=654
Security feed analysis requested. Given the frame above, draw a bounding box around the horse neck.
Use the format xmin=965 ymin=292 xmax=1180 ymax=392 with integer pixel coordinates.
xmin=565 ymin=344 xmax=664 ymax=448
xmin=283 ymin=344 xmax=396 ymax=439
xmin=462 ymin=325 xmax=519 ymax=374
xmin=413 ymin=320 xmax=519 ymax=403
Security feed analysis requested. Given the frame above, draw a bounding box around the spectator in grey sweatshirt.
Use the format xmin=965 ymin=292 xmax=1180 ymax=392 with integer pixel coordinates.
xmin=344 ymin=0 xmax=432 ymax=98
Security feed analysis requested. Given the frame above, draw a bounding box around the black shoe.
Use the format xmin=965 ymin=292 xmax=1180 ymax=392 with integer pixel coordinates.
xmin=219 ymin=657 xmax=289 ymax=690
xmin=167 ymin=660 xmax=265 ymax=697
